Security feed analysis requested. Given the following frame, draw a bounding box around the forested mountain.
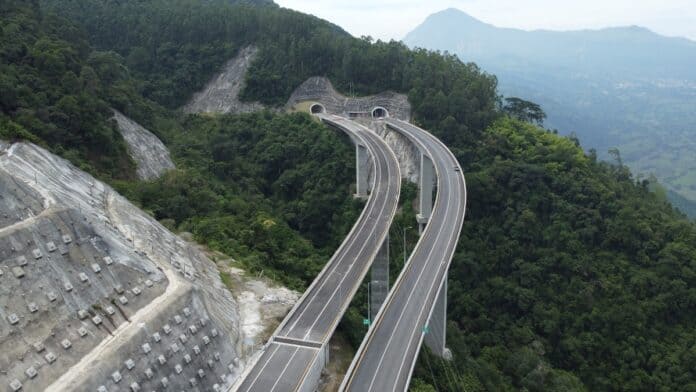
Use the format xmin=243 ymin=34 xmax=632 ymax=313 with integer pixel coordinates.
xmin=3 ymin=1 xmax=696 ymax=391
xmin=404 ymin=8 xmax=696 ymax=217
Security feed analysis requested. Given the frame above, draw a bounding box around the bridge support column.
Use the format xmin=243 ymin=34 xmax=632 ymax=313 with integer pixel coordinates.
xmin=369 ymin=235 xmax=389 ymax=321
xmin=425 ymin=279 xmax=452 ymax=360
xmin=355 ymin=144 xmax=369 ymax=199
xmin=417 ymin=154 xmax=434 ymax=233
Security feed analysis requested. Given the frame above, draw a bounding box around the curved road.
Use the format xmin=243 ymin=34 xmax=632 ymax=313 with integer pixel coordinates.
xmin=340 ymin=119 xmax=467 ymax=392
xmin=235 ymin=114 xmax=401 ymax=391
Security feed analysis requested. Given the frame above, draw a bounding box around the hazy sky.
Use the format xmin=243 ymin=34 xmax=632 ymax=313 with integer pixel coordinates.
xmin=275 ymin=0 xmax=696 ymax=41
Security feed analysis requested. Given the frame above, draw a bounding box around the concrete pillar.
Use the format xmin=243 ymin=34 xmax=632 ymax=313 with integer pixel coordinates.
xmin=425 ymin=279 xmax=452 ymax=360
xmin=355 ymin=144 xmax=369 ymax=199
xmin=417 ymin=154 xmax=434 ymax=233
xmin=369 ymin=235 xmax=389 ymax=321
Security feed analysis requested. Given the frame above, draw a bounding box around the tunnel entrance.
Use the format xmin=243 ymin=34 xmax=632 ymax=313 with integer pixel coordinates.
xmin=372 ymin=107 xmax=388 ymax=119
xmin=310 ymin=103 xmax=326 ymax=114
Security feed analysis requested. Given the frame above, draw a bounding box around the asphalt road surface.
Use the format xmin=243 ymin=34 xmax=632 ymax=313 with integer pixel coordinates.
xmin=340 ymin=119 xmax=467 ymax=392
xmin=235 ymin=114 xmax=401 ymax=392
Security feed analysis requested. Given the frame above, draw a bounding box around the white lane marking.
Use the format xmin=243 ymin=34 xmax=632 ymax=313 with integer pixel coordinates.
xmin=340 ymin=121 xmax=439 ymax=391
xmin=316 ymin=132 xmax=401 ymax=343
xmin=283 ymin=119 xmax=381 ymax=334
xmin=387 ymin=121 xmax=466 ymax=391
xmin=302 ymin=129 xmax=394 ymax=340
xmin=398 ymin=130 xmax=468 ymax=392
xmin=362 ymin=127 xmax=454 ymax=391
xmin=292 ymin=121 xmax=386 ymax=338
xmin=391 ymin=152 xmax=464 ymax=391
xmin=241 ymin=344 xmax=282 ymax=391
xmin=270 ymin=347 xmax=301 ymax=392
xmin=245 ymin=117 xmax=400 ymax=391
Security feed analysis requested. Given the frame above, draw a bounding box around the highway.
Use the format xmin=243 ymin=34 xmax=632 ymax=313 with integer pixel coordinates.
xmin=339 ymin=119 xmax=467 ymax=392
xmin=235 ymin=114 xmax=401 ymax=392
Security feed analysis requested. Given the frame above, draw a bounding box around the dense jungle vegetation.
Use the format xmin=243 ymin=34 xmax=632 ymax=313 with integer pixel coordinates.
xmin=3 ymin=0 xmax=696 ymax=390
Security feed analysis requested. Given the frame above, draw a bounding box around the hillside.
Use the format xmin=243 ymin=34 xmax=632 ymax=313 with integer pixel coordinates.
xmin=404 ymin=8 xmax=696 ymax=216
xmin=3 ymin=1 xmax=696 ymax=391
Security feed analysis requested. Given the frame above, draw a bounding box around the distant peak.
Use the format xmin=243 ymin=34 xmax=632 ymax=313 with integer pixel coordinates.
xmin=423 ymin=8 xmax=489 ymax=27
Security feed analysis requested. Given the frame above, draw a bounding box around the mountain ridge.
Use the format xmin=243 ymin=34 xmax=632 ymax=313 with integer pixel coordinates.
xmin=405 ymin=8 xmax=696 ymax=214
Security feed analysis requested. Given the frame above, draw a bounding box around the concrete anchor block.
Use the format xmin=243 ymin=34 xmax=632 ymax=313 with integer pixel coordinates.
xmin=8 ymin=313 xmax=20 ymax=325
xmin=25 ymin=366 xmax=38 ymax=379
xmin=61 ymin=339 xmax=72 ymax=349
xmin=125 ymin=358 xmax=135 ymax=370
xmin=105 ymin=306 xmax=115 ymax=315
xmin=32 ymin=249 xmax=42 ymax=259
xmin=184 ymin=354 xmax=192 ymax=364
xmin=45 ymin=352 xmax=56 ymax=364
xmin=16 ymin=256 xmax=27 ymax=266
xmin=142 ymin=343 xmax=151 ymax=354
xmin=12 ymin=267 xmax=25 ymax=279
xmin=144 ymin=368 xmax=154 ymax=379
xmin=64 ymin=282 xmax=73 ymax=292
xmin=92 ymin=315 xmax=103 ymax=325
xmin=118 ymin=296 xmax=128 ymax=305
xmin=10 ymin=379 xmax=22 ymax=392
xmin=112 ymin=371 xmax=122 ymax=383
xmin=46 ymin=242 xmax=57 ymax=252
xmin=34 ymin=342 xmax=45 ymax=353
xmin=78 ymin=272 xmax=89 ymax=283
xmin=158 ymin=355 xmax=166 ymax=365
xmin=152 ymin=332 xmax=162 ymax=342
xmin=27 ymin=302 xmax=38 ymax=313
xmin=78 ymin=327 xmax=88 ymax=337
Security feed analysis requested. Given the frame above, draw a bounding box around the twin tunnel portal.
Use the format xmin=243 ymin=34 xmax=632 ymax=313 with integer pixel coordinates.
xmin=234 ymin=103 xmax=466 ymax=392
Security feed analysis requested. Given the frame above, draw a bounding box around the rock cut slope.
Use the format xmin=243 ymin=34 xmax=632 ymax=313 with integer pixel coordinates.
xmin=0 ymin=141 xmax=242 ymax=391
xmin=183 ymin=46 xmax=265 ymax=115
xmin=112 ymin=110 xmax=175 ymax=181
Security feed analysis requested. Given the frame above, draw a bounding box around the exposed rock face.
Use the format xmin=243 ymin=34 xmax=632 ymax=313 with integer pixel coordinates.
xmin=286 ymin=77 xmax=412 ymax=121
xmin=183 ymin=46 xmax=265 ymax=115
xmin=112 ymin=110 xmax=175 ymax=180
xmin=357 ymin=119 xmax=420 ymax=184
xmin=0 ymin=142 xmax=243 ymax=391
